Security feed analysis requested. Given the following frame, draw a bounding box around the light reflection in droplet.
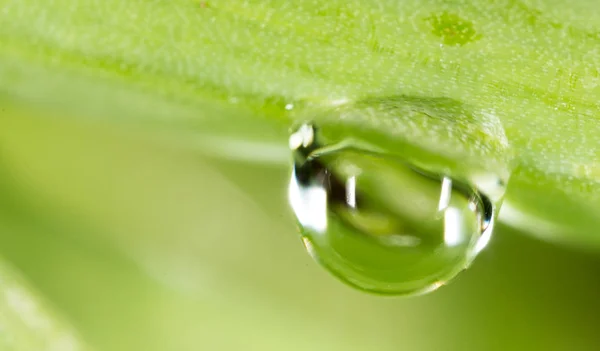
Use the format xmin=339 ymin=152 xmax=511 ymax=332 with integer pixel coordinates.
xmin=444 ymin=207 xmax=464 ymax=247
xmin=346 ymin=176 xmax=357 ymax=208
xmin=438 ymin=177 xmax=453 ymax=211
xmin=288 ymin=169 xmax=328 ymax=233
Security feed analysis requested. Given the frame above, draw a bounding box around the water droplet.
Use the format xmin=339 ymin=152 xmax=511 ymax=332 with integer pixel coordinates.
xmin=288 ymin=123 xmax=499 ymax=296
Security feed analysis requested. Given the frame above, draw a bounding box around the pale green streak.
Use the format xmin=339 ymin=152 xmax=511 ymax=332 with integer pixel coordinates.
xmin=0 ymin=258 xmax=87 ymax=351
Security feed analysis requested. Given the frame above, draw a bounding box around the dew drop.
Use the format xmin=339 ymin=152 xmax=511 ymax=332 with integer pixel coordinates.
xmin=288 ymin=123 xmax=500 ymax=296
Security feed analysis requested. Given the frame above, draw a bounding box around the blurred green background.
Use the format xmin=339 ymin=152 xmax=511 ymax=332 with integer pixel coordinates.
xmin=2 ymin=0 xmax=600 ymax=349
xmin=1 ymin=107 xmax=599 ymax=351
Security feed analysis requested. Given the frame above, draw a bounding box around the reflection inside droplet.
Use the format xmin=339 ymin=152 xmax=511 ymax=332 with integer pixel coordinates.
xmin=288 ymin=123 xmax=499 ymax=296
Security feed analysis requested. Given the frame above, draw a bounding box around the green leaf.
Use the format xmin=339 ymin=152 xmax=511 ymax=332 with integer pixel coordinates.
xmin=0 ymin=0 xmax=599 ymax=246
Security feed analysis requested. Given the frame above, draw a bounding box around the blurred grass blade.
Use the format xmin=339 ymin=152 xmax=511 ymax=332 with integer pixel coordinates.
xmin=0 ymin=258 xmax=87 ymax=351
